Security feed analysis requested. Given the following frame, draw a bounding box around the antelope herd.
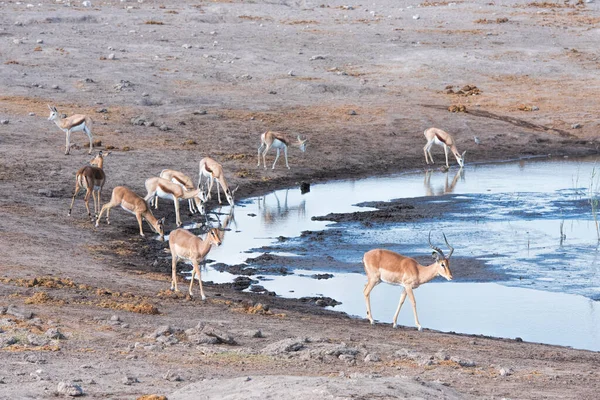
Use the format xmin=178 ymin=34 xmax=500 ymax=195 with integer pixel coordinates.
xmin=53 ymin=104 xmax=467 ymax=329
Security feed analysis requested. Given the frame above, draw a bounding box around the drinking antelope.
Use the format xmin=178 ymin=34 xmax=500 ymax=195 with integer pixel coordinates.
xmin=156 ymin=169 xmax=203 ymax=214
xmin=423 ymin=127 xmax=465 ymax=168
xmin=168 ymin=228 xmax=222 ymax=299
xmin=257 ymin=131 xmax=307 ymax=169
xmin=143 ymin=177 xmax=206 ymax=227
xmin=95 ymin=186 xmax=165 ymax=239
xmin=68 ymin=151 xmax=110 ymax=221
xmin=363 ymin=232 xmax=455 ymax=331
xmin=198 ymin=157 xmax=236 ymax=206
xmin=47 ymin=105 xmax=93 ymax=155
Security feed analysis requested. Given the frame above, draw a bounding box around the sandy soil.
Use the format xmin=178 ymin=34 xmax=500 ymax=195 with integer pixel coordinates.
xmin=1 ymin=0 xmax=600 ymax=398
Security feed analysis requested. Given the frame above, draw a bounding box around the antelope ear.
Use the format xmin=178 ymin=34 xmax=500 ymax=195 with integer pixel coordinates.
xmin=431 ymin=251 xmax=440 ymax=260
xmin=159 ymin=217 xmax=166 ymax=224
xmin=462 ymin=150 xmax=467 ymax=157
xmin=47 ymin=104 xmax=52 ymax=110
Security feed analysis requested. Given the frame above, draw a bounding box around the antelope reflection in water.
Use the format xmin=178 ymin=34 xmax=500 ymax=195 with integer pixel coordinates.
xmin=257 ymin=189 xmax=306 ymax=227
xmin=423 ymin=167 xmax=465 ymax=197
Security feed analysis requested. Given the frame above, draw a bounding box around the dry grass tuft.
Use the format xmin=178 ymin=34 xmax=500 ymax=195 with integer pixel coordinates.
xmin=97 ymin=300 xmax=160 ymax=315
xmin=24 ymin=291 xmax=65 ymax=306
xmin=145 ymin=20 xmax=165 ymax=25
xmin=137 ymin=396 xmax=168 ymax=400
xmin=448 ymin=104 xmax=467 ymax=113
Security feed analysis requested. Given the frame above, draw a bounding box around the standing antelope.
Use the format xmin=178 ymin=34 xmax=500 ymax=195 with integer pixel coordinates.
xmin=68 ymin=151 xmax=110 ymax=221
xmin=423 ymin=127 xmax=465 ymax=168
xmin=143 ymin=177 xmax=206 ymax=227
xmin=198 ymin=157 xmax=236 ymax=206
xmin=47 ymin=105 xmax=93 ymax=155
xmin=95 ymin=186 xmax=165 ymax=239
xmin=363 ymin=232 xmax=455 ymax=331
xmin=257 ymin=131 xmax=307 ymax=169
xmin=156 ymin=169 xmax=202 ymax=214
xmin=168 ymin=228 xmax=222 ymax=299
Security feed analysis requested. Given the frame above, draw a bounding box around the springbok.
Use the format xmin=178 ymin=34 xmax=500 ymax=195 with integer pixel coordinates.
xmin=143 ymin=177 xmax=206 ymax=227
xmin=257 ymin=131 xmax=307 ymax=169
xmin=156 ymin=169 xmax=203 ymax=214
xmin=363 ymin=232 xmax=455 ymax=331
xmin=423 ymin=127 xmax=465 ymax=168
xmin=68 ymin=151 xmax=110 ymax=221
xmin=47 ymin=105 xmax=93 ymax=155
xmin=198 ymin=157 xmax=237 ymax=207
xmin=95 ymin=186 xmax=165 ymax=239
xmin=168 ymin=227 xmax=222 ymax=299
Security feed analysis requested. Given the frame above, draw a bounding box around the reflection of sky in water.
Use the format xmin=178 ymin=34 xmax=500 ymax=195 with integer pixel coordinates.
xmin=191 ymin=156 xmax=600 ymax=349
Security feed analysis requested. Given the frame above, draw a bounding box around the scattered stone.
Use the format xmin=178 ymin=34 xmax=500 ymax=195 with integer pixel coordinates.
xmin=348 ymin=110 xmax=357 ymax=115
xmin=193 ymin=110 xmax=207 ymax=115
xmin=311 ymin=273 xmax=333 ymax=280
xmin=244 ymin=329 xmax=264 ymax=338
xmin=0 ymin=336 xmax=17 ymax=348
xmin=310 ymin=55 xmax=326 ymax=60
xmin=131 ymin=115 xmax=152 ymax=126
xmin=150 ymin=325 xmax=172 ymax=338
xmin=163 ymin=370 xmax=183 ymax=382
xmin=82 ymin=1 xmax=92 ymax=7
xmin=27 ymin=334 xmax=49 ymax=346
xmin=96 ymin=108 xmax=108 ymax=113
xmin=122 ymin=376 xmax=139 ymax=385
xmin=364 ymin=353 xmax=381 ymax=363
xmin=182 ymin=44 xmax=192 ymax=49
xmin=156 ymin=335 xmax=179 ymax=345
xmin=0 ymin=120 xmax=8 ymax=125
xmin=571 ymin=123 xmax=582 ymax=129
xmin=262 ymin=338 xmax=306 ymax=355
xmin=202 ymin=327 xmax=237 ymax=345
xmin=57 ymin=381 xmax=84 ymax=396
xmin=299 ymin=296 xmax=341 ymax=307
xmin=339 ymin=354 xmax=355 ymax=362
xmin=51 ymin=84 xmax=59 ymax=89
xmin=38 ymin=189 xmax=53 ymax=197
xmin=288 ymin=70 xmax=295 ymax=76
xmin=450 ymin=356 xmax=476 ymax=367
xmin=499 ymin=367 xmax=513 ymax=376
xmin=7 ymin=305 xmax=33 ymax=320
xmin=159 ymin=124 xmax=170 ymax=131
xmin=28 ymin=112 xmax=35 ymax=116
xmin=44 ymin=328 xmax=65 ymax=340
xmin=107 ymin=53 xmax=115 ymax=60
xmin=114 ymin=80 xmax=133 ymax=91
xmin=233 ymin=276 xmax=256 ymax=291
xmin=300 ymin=182 xmax=310 ymax=194
xmin=324 ymin=344 xmax=359 ymax=357
xmin=36 ymin=39 xmax=43 ymax=44
xmin=394 ymin=348 xmax=420 ymax=361
xmin=413 ymin=14 xmax=420 ymax=20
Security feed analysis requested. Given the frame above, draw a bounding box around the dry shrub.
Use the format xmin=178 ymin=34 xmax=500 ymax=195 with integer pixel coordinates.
xmin=122 ymin=146 xmax=132 ymax=151
xmin=454 ymin=84 xmax=481 ymax=96
xmin=164 ymin=10 xmax=178 ymax=14
xmin=283 ymin=19 xmax=319 ymax=25
xmin=25 ymin=276 xmax=77 ymax=289
xmin=105 ymin=145 xmax=115 ymax=150
xmin=448 ymin=104 xmax=467 ymax=113
xmin=157 ymin=289 xmax=186 ymax=299
xmin=145 ymin=20 xmax=164 ymax=25
xmin=517 ymin=104 xmax=535 ymax=111
xmin=475 ymin=17 xmax=509 ymax=24
xmin=98 ymin=300 xmax=160 ymax=315
xmin=137 ymin=396 xmax=168 ymax=400
xmin=224 ymin=153 xmax=249 ymax=161
xmin=33 ymin=46 xmax=42 ymax=51
xmin=238 ymin=15 xmax=272 ymax=21
xmin=235 ymin=169 xmax=252 ymax=179
xmin=4 ymin=60 xmax=20 ymax=65
xmin=183 ymin=139 xmax=197 ymax=145
xmin=233 ymin=303 xmax=285 ymax=317
xmin=92 ymin=139 xmax=102 ymax=146
xmin=24 ymin=291 xmax=65 ymax=306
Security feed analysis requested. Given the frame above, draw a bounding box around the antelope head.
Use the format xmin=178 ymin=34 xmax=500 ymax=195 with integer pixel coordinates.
xmin=47 ymin=105 xmax=59 ymax=121
xmin=455 ymin=151 xmax=466 ymax=168
xmin=90 ymin=151 xmax=110 ymax=168
xmin=297 ymin=135 xmax=308 ymax=152
xmin=428 ymin=231 xmax=454 ymax=281
xmin=152 ymin=217 xmax=166 ymax=240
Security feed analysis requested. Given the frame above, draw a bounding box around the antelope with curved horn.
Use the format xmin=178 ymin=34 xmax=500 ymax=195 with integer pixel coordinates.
xmin=68 ymin=151 xmax=111 ymax=221
xmin=95 ymin=186 xmax=165 ymax=239
xmin=198 ymin=157 xmax=237 ymax=206
xmin=47 ymin=105 xmax=93 ymax=155
xmin=423 ymin=127 xmax=465 ymax=168
xmin=143 ymin=177 xmax=206 ymax=227
xmin=168 ymin=227 xmax=222 ymax=299
xmin=363 ymin=232 xmax=455 ymax=331
xmin=257 ymin=130 xmax=307 ymax=169
xmin=155 ymin=169 xmax=203 ymax=214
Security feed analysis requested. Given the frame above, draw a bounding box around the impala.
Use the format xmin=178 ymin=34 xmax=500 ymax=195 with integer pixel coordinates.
xmin=198 ymin=157 xmax=237 ymax=206
xmin=95 ymin=186 xmax=165 ymax=239
xmin=143 ymin=177 xmax=206 ymax=227
xmin=168 ymin=227 xmax=222 ymax=299
xmin=157 ymin=169 xmax=202 ymax=214
xmin=363 ymin=232 xmax=455 ymax=331
xmin=257 ymin=130 xmax=307 ymax=169
xmin=68 ymin=151 xmax=110 ymax=221
xmin=423 ymin=127 xmax=465 ymax=168
xmin=47 ymin=105 xmax=93 ymax=155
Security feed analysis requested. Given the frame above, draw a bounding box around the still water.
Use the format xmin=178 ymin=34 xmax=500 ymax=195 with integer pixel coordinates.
xmin=194 ymin=156 xmax=600 ymax=351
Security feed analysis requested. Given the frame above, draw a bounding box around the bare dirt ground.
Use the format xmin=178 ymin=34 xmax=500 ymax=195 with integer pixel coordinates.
xmin=1 ymin=0 xmax=600 ymax=398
